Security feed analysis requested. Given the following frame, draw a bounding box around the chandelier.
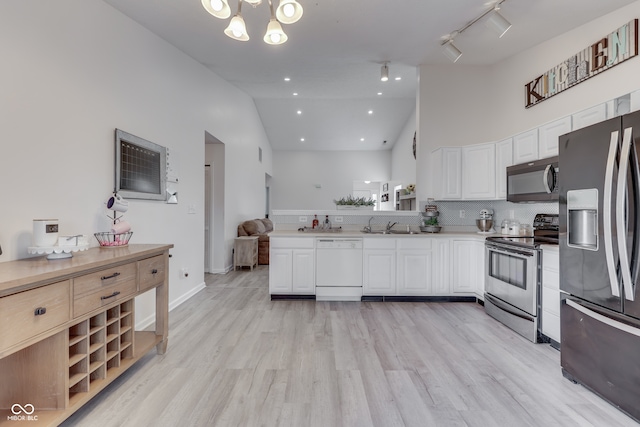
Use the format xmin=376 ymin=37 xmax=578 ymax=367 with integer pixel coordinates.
xmin=201 ymin=0 xmax=304 ymax=45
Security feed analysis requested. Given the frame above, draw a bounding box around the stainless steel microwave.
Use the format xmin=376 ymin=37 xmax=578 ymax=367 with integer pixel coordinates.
xmin=506 ymin=156 xmax=559 ymax=202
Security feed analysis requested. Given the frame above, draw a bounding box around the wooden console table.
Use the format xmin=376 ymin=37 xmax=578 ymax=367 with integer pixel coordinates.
xmin=0 ymin=244 xmax=172 ymax=426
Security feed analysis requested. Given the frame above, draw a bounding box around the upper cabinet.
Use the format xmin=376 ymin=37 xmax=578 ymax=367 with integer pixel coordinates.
xmin=631 ymin=90 xmax=640 ymax=113
xmin=495 ymin=138 xmax=513 ymax=199
xmin=538 ymin=116 xmax=572 ymax=159
xmin=513 ymin=129 xmax=538 ymax=163
xmin=462 ymin=142 xmax=496 ymax=199
xmin=431 ymin=147 xmax=462 ymax=200
xmin=572 ymin=103 xmax=607 ymax=130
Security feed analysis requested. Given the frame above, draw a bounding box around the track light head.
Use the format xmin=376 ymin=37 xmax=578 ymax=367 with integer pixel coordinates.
xmin=442 ymin=40 xmax=462 ymax=63
xmin=486 ymin=9 xmax=512 ymax=38
xmin=381 ymin=62 xmax=389 ymax=82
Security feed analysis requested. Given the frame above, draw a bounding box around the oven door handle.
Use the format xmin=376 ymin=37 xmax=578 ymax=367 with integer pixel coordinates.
xmin=485 ymin=294 xmax=534 ymax=322
xmin=485 ymin=244 xmax=535 ymax=258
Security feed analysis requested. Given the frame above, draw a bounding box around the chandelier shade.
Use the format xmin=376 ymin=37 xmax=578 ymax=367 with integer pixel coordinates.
xmin=276 ymin=0 xmax=303 ymax=24
xmin=201 ymin=0 xmax=231 ymax=19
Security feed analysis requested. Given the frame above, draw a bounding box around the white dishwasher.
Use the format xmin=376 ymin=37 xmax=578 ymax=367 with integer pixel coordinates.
xmin=315 ymin=238 xmax=363 ymax=301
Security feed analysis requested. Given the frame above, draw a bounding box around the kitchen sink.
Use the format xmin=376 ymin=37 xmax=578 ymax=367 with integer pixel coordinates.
xmin=361 ymin=229 xmax=418 ymax=235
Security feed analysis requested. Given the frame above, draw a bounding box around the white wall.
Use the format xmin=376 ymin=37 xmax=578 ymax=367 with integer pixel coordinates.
xmin=390 ymin=107 xmax=417 ymax=189
xmin=417 ymin=1 xmax=640 ymax=200
xmin=0 ymin=0 xmax=272 ymax=325
xmin=271 ymin=151 xmax=391 ymax=210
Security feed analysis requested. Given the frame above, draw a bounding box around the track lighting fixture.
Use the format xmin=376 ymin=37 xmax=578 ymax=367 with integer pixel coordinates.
xmin=442 ymin=40 xmax=462 ymax=63
xmin=486 ymin=8 xmax=512 ymax=38
xmin=381 ymin=62 xmax=389 ymax=82
xmin=202 ymin=0 xmax=303 ymax=44
xmin=440 ymin=0 xmax=511 ymax=63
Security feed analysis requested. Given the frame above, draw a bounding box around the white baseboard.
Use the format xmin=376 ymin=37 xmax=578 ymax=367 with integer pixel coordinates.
xmin=207 ymin=264 xmax=234 ymax=274
xmin=135 ymin=281 xmax=206 ymax=330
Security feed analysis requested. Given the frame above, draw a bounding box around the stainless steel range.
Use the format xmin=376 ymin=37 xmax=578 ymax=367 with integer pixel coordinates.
xmin=484 ymin=213 xmax=558 ymax=342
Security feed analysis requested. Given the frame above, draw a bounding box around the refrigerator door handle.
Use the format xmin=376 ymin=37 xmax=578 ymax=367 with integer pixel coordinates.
xmin=617 ymin=127 xmax=635 ymax=301
xmin=566 ymin=298 xmax=640 ymax=337
xmin=604 ymin=130 xmax=621 ymax=297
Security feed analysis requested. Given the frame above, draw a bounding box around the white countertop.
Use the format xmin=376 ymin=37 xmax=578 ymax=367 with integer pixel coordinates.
xmin=269 ymin=229 xmax=487 ymax=240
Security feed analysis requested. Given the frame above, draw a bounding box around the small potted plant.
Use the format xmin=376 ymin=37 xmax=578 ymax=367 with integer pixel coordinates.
xmin=421 ymin=216 xmax=441 ymax=233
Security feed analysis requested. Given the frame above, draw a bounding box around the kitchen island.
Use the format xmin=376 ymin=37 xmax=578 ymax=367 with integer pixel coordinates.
xmin=269 ymin=229 xmax=486 ymax=301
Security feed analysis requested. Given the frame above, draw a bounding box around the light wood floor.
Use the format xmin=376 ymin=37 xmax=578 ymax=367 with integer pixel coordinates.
xmin=62 ymin=267 xmax=639 ymax=427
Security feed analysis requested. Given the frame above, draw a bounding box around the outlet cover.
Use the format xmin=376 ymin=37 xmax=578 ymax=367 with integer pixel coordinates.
xmin=334 ymin=216 xmax=343 ymax=223
xmin=299 ymin=216 xmax=308 ymax=222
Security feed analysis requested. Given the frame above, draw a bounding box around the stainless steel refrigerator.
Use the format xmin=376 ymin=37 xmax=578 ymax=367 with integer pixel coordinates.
xmin=559 ymin=109 xmax=640 ymax=422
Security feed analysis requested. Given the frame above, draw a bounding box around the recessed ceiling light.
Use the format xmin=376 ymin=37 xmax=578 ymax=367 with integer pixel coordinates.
xmin=293 ymin=92 xmax=298 ymax=96
xmin=364 ymin=181 xmax=371 ymax=184
xmin=360 ymin=138 xmax=365 ymax=142
xmin=300 ymin=138 xmax=305 ymax=142
xmin=368 ymin=110 xmax=373 ymax=115
xmin=284 ymin=77 xmax=291 ymax=82
xmin=377 ymin=92 xmax=382 ymax=95
xmin=297 ymin=110 xmax=302 ymax=115
xmin=395 ymin=77 xmax=402 ymax=81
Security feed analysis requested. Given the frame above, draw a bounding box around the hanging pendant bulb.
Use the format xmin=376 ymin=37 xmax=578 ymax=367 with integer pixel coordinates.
xmin=264 ymin=19 xmax=288 ymax=44
xmin=224 ymin=15 xmax=249 ymax=41
xmin=201 ymin=0 xmax=231 ymax=19
xmin=276 ymin=0 xmax=303 ymax=24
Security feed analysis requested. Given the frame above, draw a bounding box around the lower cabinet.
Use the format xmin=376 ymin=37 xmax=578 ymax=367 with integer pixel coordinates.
xmin=269 ymin=238 xmax=315 ymax=295
xmin=541 ymin=246 xmax=560 ymax=342
xmin=452 ymin=239 xmax=485 ymax=299
xmin=363 ymin=238 xmax=397 ymax=295
xmin=397 ymin=238 xmax=434 ymax=295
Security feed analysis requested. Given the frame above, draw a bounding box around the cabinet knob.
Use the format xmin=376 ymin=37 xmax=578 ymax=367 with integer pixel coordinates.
xmin=34 ymin=307 xmax=47 ymax=316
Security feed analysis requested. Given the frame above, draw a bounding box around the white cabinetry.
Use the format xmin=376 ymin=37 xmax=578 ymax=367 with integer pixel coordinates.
xmin=397 ymin=238 xmax=434 ymax=295
xmin=495 ymin=138 xmax=513 ymax=199
xmin=269 ymin=238 xmax=315 ymax=295
xmin=538 ymin=116 xmax=572 ymax=158
xmin=572 ymin=103 xmax=607 ymax=130
xmin=432 ymin=238 xmax=451 ymax=294
xmin=462 ymin=142 xmax=496 ymax=199
xmin=363 ymin=238 xmax=396 ymax=296
xmin=513 ymin=129 xmax=539 ymax=163
xmin=452 ymin=239 xmax=485 ymax=299
xmin=431 ymin=147 xmax=461 ymax=200
xmin=631 ymin=89 xmax=640 ymax=112
xmin=541 ymin=246 xmax=560 ymax=342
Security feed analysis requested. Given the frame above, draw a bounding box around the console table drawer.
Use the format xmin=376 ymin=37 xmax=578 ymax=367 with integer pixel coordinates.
xmin=73 ymin=263 xmax=137 ymax=317
xmin=138 ymin=255 xmax=166 ymax=292
xmin=0 ymin=280 xmax=71 ymax=352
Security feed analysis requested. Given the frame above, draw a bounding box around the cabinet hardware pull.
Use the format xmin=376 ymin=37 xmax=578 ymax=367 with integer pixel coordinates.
xmin=151 ymin=269 xmax=158 ymax=274
xmin=101 ymin=272 xmax=121 ymax=281
xmin=101 ymin=291 xmax=121 ymax=300
xmin=34 ymin=307 xmax=47 ymax=316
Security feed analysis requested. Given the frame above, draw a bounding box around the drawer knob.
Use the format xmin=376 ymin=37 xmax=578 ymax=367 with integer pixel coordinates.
xmin=100 ymin=291 xmax=121 ymax=300
xmin=151 ymin=269 xmax=158 ymax=274
xmin=34 ymin=307 xmax=47 ymax=316
xmin=101 ymin=272 xmax=121 ymax=281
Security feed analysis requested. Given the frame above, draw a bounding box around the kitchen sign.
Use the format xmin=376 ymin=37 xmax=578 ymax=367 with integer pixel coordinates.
xmin=525 ymin=19 xmax=638 ymax=108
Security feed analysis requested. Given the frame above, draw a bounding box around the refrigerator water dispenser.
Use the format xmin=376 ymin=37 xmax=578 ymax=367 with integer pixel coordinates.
xmin=567 ymin=189 xmax=598 ymax=251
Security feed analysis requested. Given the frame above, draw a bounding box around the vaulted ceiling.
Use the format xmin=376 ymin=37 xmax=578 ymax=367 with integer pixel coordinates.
xmin=103 ymin=0 xmax=637 ymax=151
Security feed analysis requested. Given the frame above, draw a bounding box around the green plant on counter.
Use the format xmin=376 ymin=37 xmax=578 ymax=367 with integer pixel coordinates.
xmin=333 ymin=195 xmax=375 ymax=206
xmin=424 ymin=217 xmax=439 ymax=226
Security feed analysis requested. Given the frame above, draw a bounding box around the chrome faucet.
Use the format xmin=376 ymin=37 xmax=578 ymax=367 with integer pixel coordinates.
xmin=386 ymin=221 xmax=398 ymax=232
xmin=363 ymin=216 xmax=374 ymax=233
